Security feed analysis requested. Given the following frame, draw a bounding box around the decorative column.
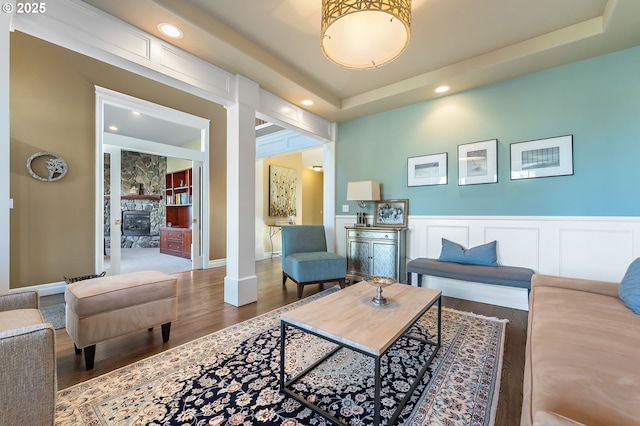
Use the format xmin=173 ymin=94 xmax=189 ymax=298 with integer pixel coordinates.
xmin=323 ymin=140 xmax=337 ymax=252
xmin=0 ymin=6 xmax=11 ymax=294
xmin=224 ymin=75 xmax=259 ymax=306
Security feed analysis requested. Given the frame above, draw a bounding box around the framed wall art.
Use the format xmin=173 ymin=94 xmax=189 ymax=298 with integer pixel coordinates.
xmin=458 ymin=139 xmax=498 ymax=185
xmin=373 ymin=199 xmax=408 ymax=227
xmin=407 ymin=153 xmax=447 ymax=186
xmin=269 ymin=165 xmax=297 ymax=217
xmin=510 ymin=135 xmax=573 ymax=180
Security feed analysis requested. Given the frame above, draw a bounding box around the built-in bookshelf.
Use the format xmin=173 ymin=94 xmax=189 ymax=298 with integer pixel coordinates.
xmin=165 ymin=168 xmax=192 ymax=228
xmin=161 ymin=168 xmax=192 ymax=258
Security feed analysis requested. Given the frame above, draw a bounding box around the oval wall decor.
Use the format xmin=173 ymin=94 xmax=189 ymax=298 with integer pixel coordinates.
xmin=26 ymin=151 xmax=68 ymax=182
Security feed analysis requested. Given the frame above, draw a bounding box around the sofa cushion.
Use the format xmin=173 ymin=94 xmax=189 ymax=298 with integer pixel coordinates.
xmin=438 ymin=238 xmax=499 ymax=266
xmin=533 ymin=411 xmax=586 ymax=426
xmin=406 ymin=258 xmax=533 ymax=289
xmin=619 ymin=257 xmax=640 ymax=314
xmin=526 ymin=285 xmax=640 ymax=424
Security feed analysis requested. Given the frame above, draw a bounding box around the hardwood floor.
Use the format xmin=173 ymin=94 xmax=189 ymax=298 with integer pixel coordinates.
xmin=43 ymin=259 xmax=528 ymax=425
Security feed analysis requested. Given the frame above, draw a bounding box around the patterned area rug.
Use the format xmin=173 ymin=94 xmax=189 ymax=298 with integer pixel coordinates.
xmin=55 ymin=288 xmax=507 ymax=425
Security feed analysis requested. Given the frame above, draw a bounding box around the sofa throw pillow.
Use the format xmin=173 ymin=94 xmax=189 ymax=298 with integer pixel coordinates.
xmin=438 ymin=238 xmax=499 ymax=267
xmin=619 ymin=257 xmax=640 ymax=314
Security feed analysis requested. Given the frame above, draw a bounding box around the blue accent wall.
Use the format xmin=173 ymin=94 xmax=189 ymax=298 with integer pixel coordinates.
xmin=337 ymin=46 xmax=640 ymax=217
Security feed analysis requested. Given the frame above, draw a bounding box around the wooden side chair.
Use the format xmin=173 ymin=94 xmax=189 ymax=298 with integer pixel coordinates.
xmin=281 ymin=225 xmax=347 ymax=298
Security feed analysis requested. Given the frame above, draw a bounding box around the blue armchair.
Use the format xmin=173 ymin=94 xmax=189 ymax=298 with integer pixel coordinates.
xmin=281 ymin=225 xmax=347 ymax=298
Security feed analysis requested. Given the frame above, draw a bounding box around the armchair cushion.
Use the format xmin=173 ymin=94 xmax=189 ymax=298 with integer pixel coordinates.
xmin=284 ymin=252 xmax=347 ymax=283
xmin=281 ymin=225 xmax=328 ymax=259
xmin=0 ymin=308 xmax=45 ymax=332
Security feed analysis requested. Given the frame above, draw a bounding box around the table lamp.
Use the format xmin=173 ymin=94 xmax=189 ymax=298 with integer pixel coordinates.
xmin=346 ymin=181 xmax=381 ymax=226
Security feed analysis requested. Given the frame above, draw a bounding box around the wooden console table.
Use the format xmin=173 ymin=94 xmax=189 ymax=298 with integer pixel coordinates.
xmin=159 ymin=227 xmax=191 ymax=259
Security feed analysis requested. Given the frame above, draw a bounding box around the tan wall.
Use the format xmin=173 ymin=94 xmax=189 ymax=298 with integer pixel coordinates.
xmin=260 ymin=154 xmax=324 ymax=254
xmin=262 ymin=153 xmax=303 ymax=224
xmin=9 ymin=31 xmax=227 ymax=288
xmin=167 ymin=138 xmax=201 ymax=173
xmin=302 ymin=169 xmax=323 ymax=225
xmin=261 ymin=153 xmax=301 ymax=254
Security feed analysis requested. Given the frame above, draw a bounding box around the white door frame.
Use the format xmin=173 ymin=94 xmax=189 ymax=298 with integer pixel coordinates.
xmin=103 ymin=145 xmax=122 ymax=274
xmin=191 ymin=160 xmax=204 ymax=269
xmin=95 ymin=86 xmax=210 ymax=274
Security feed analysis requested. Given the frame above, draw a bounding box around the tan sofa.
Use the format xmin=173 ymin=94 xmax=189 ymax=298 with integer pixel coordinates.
xmin=0 ymin=291 xmax=56 ymax=425
xmin=522 ymin=274 xmax=640 ymax=425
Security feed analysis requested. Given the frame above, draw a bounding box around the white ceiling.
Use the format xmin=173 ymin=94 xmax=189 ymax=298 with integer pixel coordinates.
xmin=104 ymin=104 xmax=201 ymax=145
xmin=83 ymin=0 xmax=640 ymax=123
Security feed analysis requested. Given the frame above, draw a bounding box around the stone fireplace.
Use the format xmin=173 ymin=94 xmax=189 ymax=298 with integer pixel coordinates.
xmin=104 ymin=195 xmax=163 ymax=249
xmin=104 ymin=151 xmax=167 ymax=250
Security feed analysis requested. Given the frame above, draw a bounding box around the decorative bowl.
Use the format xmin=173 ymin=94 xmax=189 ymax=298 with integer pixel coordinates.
xmin=366 ymin=276 xmax=396 ymax=287
xmin=366 ymin=276 xmax=396 ymax=306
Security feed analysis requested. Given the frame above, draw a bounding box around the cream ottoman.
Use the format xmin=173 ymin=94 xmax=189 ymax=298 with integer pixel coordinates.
xmin=65 ymin=270 xmax=177 ymax=370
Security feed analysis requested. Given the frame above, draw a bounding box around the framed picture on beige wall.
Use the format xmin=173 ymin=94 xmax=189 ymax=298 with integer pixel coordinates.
xmin=269 ymin=165 xmax=297 ymax=217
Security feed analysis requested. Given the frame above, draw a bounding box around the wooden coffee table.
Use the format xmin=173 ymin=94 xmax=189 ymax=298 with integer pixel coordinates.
xmin=279 ymin=281 xmax=442 ymax=426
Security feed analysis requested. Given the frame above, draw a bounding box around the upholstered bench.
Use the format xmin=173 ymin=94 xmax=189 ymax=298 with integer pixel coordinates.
xmin=406 ymin=258 xmax=535 ymax=295
xmin=65 ymin=270 xmax=177 ymax=370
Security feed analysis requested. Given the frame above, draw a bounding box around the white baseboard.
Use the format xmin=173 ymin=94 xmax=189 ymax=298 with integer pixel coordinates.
xmin=11 ymin=260 xmax=228 ymax=296
xmin=208 ymin=258 xmax=226 ymax=268
xmin=262 ymin=251 xmax=282 ymax=260
xmin=10 ymin=281 xmax=66 ymax=296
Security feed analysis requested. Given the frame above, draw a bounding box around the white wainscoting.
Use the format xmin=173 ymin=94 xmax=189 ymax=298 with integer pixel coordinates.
xmin=335 ymin=215 xmax=640 ymax=311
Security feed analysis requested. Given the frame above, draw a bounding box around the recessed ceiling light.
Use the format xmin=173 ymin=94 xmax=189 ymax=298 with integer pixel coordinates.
xmin=132 ymin=111 xmax=141 ymax=116
xmin=435 ymin=85 xmax=450 ymax=94
xmin=158 ymin=23 xmax=183 ymax=39
xmin=108 ymin=125 xmax=118 ymax=131
xmin=301 ymin=99 xmax=314 ymax=106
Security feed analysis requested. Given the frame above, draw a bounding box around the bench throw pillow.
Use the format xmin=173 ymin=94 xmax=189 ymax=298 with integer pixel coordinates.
xmin=619 ymin=257 xmax=640 ymax=314
xmin=438 ymin=238 xmax=499 ymax=267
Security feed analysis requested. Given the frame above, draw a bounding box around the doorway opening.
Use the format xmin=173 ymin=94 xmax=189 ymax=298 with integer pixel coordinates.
xmin=96 ymin=87 xmax=210 ymax=276
xmin=102 ymin=151 xmax=196 ymax=275
xmin=254 ymin=121 xmax=328 ymax=260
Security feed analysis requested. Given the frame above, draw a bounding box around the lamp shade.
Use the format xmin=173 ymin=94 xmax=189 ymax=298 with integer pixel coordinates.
xmin=321 ymin=0 xmax=411 ymax=70
xmin=347 ymin=181 xmax=381 ymax=201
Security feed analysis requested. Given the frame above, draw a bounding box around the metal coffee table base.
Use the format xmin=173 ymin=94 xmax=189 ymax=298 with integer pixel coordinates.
xmin=279 ymin=296 xmax=441 ymax=426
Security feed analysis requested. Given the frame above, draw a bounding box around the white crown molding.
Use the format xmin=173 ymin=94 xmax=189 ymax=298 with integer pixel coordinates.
xmin=10 ymin=0 xmax=335 ymax=140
